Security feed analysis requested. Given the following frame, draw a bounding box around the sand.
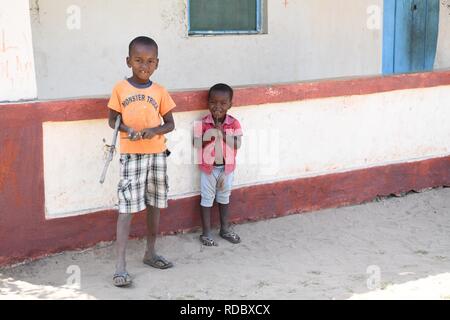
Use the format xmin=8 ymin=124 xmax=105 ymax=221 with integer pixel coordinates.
xmin=1 ymin=187 xmax=450 ymax=300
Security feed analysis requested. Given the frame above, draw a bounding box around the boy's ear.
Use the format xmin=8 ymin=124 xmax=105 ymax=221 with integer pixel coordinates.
xmin=155 ymin=58 xmax=159 ymax=70
xmin=126 ymin=56 xmax=131 ymax=68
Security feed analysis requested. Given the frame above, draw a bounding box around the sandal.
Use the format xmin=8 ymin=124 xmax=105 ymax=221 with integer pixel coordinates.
xmin=113 ymin=272 xmax=132 ymax=287
xmin=199 ymin=234 xmax=218 ymax=246
xmin=143 ymin=255 xmax=174 ymax=269
xmin=220 ymin=230 xmax=241 ymax=244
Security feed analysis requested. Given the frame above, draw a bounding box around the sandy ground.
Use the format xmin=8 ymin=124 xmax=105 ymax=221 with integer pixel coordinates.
xmin=1 ymin=188 xmax=450 ymax=300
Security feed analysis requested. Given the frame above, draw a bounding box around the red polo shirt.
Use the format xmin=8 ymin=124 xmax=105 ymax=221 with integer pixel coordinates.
xmin=194 ymin=114 xmax=243 ymax=175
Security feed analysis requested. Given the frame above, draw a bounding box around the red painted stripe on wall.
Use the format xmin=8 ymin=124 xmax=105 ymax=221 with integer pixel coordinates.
xmin=1 ymin=70 xmax=449 ymax=122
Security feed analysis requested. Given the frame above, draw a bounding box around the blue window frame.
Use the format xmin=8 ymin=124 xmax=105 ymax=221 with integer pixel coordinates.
xmin=188 ymin=0 xmax=262 ymax=35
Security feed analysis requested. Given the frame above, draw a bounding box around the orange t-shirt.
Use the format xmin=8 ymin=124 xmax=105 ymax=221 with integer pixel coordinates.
xmin=108 ymin=80 xmax=176 ymax=154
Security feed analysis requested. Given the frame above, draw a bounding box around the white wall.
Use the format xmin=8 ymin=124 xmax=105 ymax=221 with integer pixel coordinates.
xmin=0 ymin=0 xmax=37 ymax=102
xmin=30 ymin=0 xmax=382 ymax=100
xmin=43 ymin=85 xmax=450 ymax=218
xmin=43 ymin=120 xmax=120 ymax=217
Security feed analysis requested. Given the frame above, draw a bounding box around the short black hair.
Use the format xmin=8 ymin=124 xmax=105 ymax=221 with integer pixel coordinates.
xmin=128 ymin=36 xmax=158 ymax=56
xmin=208 ymin=83 xmax=234 ymax=100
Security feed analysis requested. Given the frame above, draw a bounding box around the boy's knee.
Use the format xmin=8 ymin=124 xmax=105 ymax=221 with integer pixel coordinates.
xmin=117 ymin=213 xmax=133 ymax=222
xmin=215 ymin=194 xmax=230 ymax=205
xmin=200 ymin=197 xmax=214 ymax=208
xmin=146 ymin=205 xmax=160 ymax=215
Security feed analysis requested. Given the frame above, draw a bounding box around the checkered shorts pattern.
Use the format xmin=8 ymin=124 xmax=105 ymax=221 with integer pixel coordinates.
xmin=117 ymin=152 xmax=168 ymax=213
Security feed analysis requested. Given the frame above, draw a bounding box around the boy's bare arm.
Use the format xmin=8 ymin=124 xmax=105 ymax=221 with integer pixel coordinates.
xmin=108 ymin=109 xmax=141 ymax=140
xmin=108 ymin=109 xmax=122 ymax=130
xmin=213 ymin=123 xmax=241 ymax=150
xmin=141 ymin=111 xmax=175 ymax=139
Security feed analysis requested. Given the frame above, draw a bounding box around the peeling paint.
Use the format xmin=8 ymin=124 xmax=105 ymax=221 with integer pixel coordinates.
xmin=29 ymin=0 xmax=40 ymax=23
xmin=266 ymin=87 xmax=281 ymax=97
xmin=161 ymin=0 xmax=188 ymax=37
xmin=441 ymin=0 xmax=450 ymax=15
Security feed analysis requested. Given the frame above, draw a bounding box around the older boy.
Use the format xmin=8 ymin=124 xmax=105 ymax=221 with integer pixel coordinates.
xmin=108 ymin=36 xmax=176 ymax=287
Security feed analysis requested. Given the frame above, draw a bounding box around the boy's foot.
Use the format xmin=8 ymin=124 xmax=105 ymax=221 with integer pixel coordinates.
xmin=113 ymin=272 xmax=132 ymax=287
xmin=143 ymin=255 xmax=174 ymax=269
xmin=199 ymin=234 xmax=218 ymax=246
xmin=220 ymin=230 xmax=241 ymax=244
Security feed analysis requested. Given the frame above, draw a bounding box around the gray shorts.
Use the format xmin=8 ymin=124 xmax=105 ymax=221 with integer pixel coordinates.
xmin=118 ymin=153 xmax=168 ymax=214
xmin=200 ymin=166 xmax=234 ymax=207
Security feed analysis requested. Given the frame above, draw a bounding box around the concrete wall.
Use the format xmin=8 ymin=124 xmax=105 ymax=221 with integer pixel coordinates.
xmin=42 ymin=84 xmax=450 ymax=218
xmin=2 ymin=71 xmax=450 ymax=266
xmin=435 ymin=1 xmax=450 ymax=70
xmin=30 ymin=0 xmax=382 ymax=100
xmin=0 ymin=0 xmax=37 ymax=101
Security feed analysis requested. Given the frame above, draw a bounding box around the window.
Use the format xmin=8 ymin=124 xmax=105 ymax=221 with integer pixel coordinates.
xmin=188 ymin=0 xmax=262 ymax=35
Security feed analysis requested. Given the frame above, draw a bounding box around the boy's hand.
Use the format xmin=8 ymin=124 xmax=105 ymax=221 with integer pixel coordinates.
xmin=214 ymin=122 xmax=224 ymax=133
xmin=127 ymin=128 xmax=141 ymax=141
xmin=141 ymin=128 xmax=157 ymax=140
xmin=213 ymin=128 xmax=224 ymax=141
xmin=214 ymin=123 xmax=226 ymax=141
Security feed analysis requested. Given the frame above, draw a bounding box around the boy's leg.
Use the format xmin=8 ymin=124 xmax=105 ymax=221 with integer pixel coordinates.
xmin=199 ymin=170 xmax=218 ymax=246
xmin=216 ymin=170 xmax=233 ymax=232
xmin=144 ymin=205 xmax=160 ymax=259
xmin=216 ymin=171 xmax=241 ymax=244
xmin=200 ymin=205 xmax=213 ymax=238
xmin=113 ymin=154 xmax=147 ymax=286
xmin=218 ymin=203 xmax=230 ymax=233
xmin=115 ymin=213 xmax=133 ymax=274
xmin=143 ymin=153 xmax=173 ymax=268
xmin=218 ymin=202 xmax=240 ymax=243
xmin=142 ymin=205 xmax=173 ymax=268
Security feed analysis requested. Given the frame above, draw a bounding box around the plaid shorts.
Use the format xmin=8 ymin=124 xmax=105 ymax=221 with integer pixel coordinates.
xmin=117 ymin=152 xmax=168 ymax=214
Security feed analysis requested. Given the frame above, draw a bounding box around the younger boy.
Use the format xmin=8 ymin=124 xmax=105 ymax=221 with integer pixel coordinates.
xmin=194 ymin=83 xmax=243 ymax=246
xmin=108 ymin=36 xmax=176 ymax=287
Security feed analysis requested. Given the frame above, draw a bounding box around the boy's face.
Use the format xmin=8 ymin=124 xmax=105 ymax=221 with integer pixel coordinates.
xmin=208 ymin=90 xmax=232 ymax=121
xmin=126 ymin=44 xmax=159 ymax=83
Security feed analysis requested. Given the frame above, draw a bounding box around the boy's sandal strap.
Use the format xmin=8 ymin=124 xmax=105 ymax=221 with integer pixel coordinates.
xmin=200 ymin=235 xmax=218 ymax=246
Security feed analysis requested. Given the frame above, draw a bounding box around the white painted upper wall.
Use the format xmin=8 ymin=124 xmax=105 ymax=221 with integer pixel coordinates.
xmin=30 ymin=0 xmax=384 ymax=100
xmin=0 ymin=0 xmax=37 ymax=102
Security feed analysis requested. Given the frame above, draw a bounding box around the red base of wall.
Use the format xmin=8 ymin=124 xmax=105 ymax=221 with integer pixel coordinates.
xmin=1 ymin=156 xmax=449 ymax=267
